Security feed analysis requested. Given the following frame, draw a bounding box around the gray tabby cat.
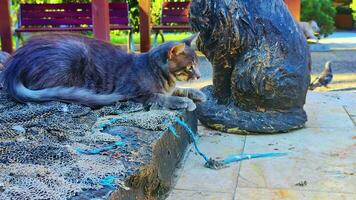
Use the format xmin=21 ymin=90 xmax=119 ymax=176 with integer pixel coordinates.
xmin=2 ymin=33 xmax=206 ymax=110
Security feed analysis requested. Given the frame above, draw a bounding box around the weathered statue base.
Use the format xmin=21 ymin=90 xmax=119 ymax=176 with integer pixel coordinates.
xmin=197 ymin=86 xmax=307 ymax=134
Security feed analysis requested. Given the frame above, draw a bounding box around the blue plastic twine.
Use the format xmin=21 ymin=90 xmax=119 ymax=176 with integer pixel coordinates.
xmin=164 ymin=119 xmax=180 ymax=138
xmin=174 ymin=117 xmax=209 ymax=162
xmin=170 ymin=117 xmax=287 ymax=169
xmin=76 ymin=141 xmax=125 ymax=155
xmin=99 ymin=175 xmax=117 ymax=188
xmin=222 ymin=153 xmax=288 ymax=165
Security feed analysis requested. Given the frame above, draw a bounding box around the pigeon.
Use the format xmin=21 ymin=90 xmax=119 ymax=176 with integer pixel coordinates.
xmin=309 ymin=61 xmax=333 ymax=90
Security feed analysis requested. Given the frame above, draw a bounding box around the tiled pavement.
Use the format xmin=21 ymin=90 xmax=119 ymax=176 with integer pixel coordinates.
xmin=171 ymin=32 xmax=356 ymax=200
xmin=167 ymin=91 xmax=356 ymax=200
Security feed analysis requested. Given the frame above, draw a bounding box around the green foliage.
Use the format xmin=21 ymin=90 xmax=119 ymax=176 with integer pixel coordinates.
xmin=353 ymin=0 xmax=356 ymax=19
xmin=111 ymin=0 xmax=164 ymax=33
xmin=152 ymin=0 xmax=164 ymax=26
xmin=110 ymin=32 xmax=192 ymax=44
xmin=112 ymin=0 xmax=139 ymax=32
xmin=301 ymin=0 xmax=336 ymax=37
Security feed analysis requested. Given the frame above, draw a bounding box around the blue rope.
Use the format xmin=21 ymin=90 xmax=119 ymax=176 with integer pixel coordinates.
xmin=174 ymin=117 xmax=209 ymax=162
xmin=76 ymin=141 xmax=125 ymax=155
xmin=94 ymin=117 xmax=127 ymax=130
xmin=77 ymin=141 xmax=124 ymax=187
xmin=99 ymin=175 xmax=117 ymax=188
xmin=222 ymin=153 xmax=288 ymax=164
xmin=170 ymin=117 xmax=287 ymax=169
xmin=164 ymin=119 xmax=180 ymax=138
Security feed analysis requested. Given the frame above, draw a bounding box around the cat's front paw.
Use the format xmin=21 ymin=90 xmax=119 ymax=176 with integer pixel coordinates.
xmin=167 ymin=96 xmax=196 ymax=111
xmin=188 ymin=89 xmax=207 ymax=102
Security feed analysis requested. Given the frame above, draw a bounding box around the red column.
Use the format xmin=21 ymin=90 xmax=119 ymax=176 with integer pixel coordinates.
xmin=284 ymin=0 xmax=301 ymax=21
xmin=92 ymin=0 xmax=110 ymax=41
xmin=139 ymin=0 xmax=151 ymax=52
xmin=0 ymin=0 xmax=13 ymax=53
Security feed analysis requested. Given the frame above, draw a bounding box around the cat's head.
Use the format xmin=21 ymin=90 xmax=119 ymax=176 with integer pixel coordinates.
xmin=167 ymin=43 xmax=200 ymax=81
xmin=167 ymin=34 xmax=201 ymax=81
xmin=149 ymin=34 xmax=201 ymax=82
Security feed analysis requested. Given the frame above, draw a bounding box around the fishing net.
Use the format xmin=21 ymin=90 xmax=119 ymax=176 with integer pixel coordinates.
xmin=0 ymin=88 xmax=179 ymax=200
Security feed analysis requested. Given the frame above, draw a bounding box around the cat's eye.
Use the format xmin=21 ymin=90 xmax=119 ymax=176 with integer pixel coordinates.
xmin=186 ymin=65 xmax=193 ymax=71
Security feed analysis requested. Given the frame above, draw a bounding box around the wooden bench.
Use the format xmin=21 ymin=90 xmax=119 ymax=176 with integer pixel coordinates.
xmin=152 ymin=1 xmax=191 ymax=47
xmin=15 ymin=2 xmax=134 ymax=51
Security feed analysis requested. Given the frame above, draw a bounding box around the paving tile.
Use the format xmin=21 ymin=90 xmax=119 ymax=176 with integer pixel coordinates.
xmin=304 ymin=104 xmax=354 ymax=128
xmin=238 ymin=127 xmax=356 ymax=193
xmin=305 ymin=92 xmax=356 ymax=128
xmin=174 ymin=126 xmax=245 ymax=193
xmin=167 ymin=189 xmax=233 ymax=200
xmin=344 ymin=105 xmax=356 ymax=126
xmin=304 ymin=101 xmax=354 ymax=128
xmin=306 ymin=91 xmax=356 ymax=107
xmin=234 ymin=187 xmax=356 ymax=200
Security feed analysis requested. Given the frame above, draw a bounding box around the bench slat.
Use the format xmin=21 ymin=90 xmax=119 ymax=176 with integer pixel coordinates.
xmin=21 ymin=3 xmax=91 ymax=11
xmin=21 ymin=3 xmax=127 ymax=12
xmin=159 ymin=2 xmax=190 ymax=25
xmin=21 ymin=10 xmax=127 ymax=19
xmin=162 ymin=2 xmax=190 ymax=8
xmin=19 ymin=3 xmax=130 ymax=28
xmin=22 ymin=18 xmax=92 ymax=26
xmin=22 ymin=17 xmax=129 ymax=26
xmin=152 ymin=25 xmax=191 ymax=31
xmin=16 ymin=25 xmax=132 ymax=33
xmin=110 ymin=17 xmax=129 ymax=25
xmin=161 ymin=16 xmax=190 ymax=24
xmin=21 ymin=11 xmax=92 ymax=18
xmin=162 ymin=9 xmax=189 ymax=16
xmin=109 ymin=3 xmax=128 ymax=9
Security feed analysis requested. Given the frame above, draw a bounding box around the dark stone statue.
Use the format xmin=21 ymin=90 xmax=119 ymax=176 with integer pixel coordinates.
xmin=190 ymin=0 xmax=311 ymax=134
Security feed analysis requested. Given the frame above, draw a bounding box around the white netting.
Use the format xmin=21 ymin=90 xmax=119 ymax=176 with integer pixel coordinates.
xmin=0 ymin=88 xmax=177 ymax=199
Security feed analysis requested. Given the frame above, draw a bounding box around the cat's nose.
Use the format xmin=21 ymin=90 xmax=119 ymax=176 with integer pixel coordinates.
xmin=194 ymin=68 xmax=201 ymax=80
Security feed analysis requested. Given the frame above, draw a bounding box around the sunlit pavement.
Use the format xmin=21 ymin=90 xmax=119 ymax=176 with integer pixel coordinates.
xmin=171 ymin=33 xmax=356 ymax=200
xmin=311 ymin=31 xmax=356 ymax=51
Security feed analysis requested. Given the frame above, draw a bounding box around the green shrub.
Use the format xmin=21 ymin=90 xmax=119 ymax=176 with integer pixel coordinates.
xmin=301 ymin=0 xmax=336 ymax=37
xmin=152 ymin=0 xmax=164 ymax=26
xmin=111 ymin=0 xmax=139 ymax=32
xmin=353 ymin=0 xmax=356 ymax=20
xmin=112 ymin=0 xmax=163 ymax=33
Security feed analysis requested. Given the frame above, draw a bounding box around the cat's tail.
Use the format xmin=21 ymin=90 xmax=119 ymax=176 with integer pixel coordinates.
xmin=6 ymin=78 xmax=131 ymax=108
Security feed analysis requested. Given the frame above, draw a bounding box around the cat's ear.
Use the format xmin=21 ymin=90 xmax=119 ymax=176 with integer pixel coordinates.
xmin=168 ymin=43 xmax=186 ymax=59
xmin=181 ymin=33 xmax=200 ymax=47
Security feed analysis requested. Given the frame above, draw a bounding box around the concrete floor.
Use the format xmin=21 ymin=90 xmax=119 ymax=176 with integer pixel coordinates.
xmin=316 ymin=31 xmax=356 ymax=51
xmin=172 ymin=34 xmax=356 ymax=200
xmin=167 ymin=91 xmax=356 ymax=200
